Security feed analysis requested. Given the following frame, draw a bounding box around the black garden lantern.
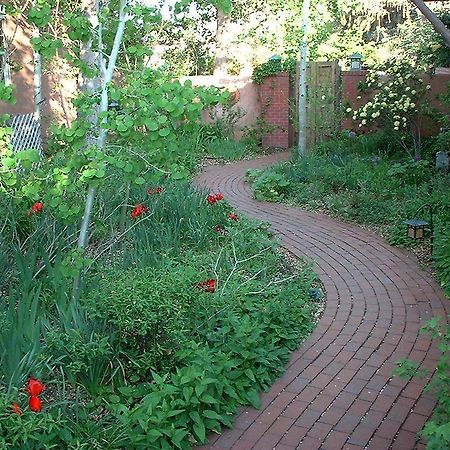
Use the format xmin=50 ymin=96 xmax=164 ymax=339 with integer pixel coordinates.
xmin=404 ymin=204 xmax=434 ymax=255
xmin=404 ymin=219 xmax=429 ymax=239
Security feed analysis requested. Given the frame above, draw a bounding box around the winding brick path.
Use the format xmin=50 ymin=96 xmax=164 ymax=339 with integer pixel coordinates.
xmin=194 ymin=152 xmax=449 ymax=450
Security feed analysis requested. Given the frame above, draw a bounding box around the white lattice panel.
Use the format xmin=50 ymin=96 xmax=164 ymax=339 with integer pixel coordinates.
xmin=9 ymin=114 xmax=42 ymax=155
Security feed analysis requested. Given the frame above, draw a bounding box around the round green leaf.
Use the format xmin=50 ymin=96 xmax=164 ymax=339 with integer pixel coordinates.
xmin=158 ymin=127 xmax=170 ymax=137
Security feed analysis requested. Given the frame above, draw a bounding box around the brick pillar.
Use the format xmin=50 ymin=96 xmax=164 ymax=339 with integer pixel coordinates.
xmin=341 ymin=70 xmax=368 ymax=131
xmin=260 ymin=72 xmax=291 ymax=149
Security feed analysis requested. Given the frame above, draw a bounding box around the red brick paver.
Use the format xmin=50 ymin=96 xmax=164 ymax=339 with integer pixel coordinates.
xmin=194 ymin=152 xmax=449 ymax=450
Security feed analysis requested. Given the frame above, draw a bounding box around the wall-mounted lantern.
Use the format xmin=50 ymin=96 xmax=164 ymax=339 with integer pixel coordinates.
xmin=349 ymin=52 xmax=363 ymax=71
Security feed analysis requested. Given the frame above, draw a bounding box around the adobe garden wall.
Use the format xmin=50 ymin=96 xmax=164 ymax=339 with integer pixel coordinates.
xmin=0 ymin=16 xmax=77 ymax=131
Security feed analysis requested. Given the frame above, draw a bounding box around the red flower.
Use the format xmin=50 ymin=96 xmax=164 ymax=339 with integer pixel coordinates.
xmin=147 ymin=187 xmax=163 ymax=195
xmin=32 ymin=202 xmax=43 ymax=213
xmin=196 ymin=279 xmax=216 ymax=293
xmin=206 ymin=193 xmax=224 ymax=204
xmin=11 ymin=402 xmax=23 ymax=416
xmin=28 ymin=396 xmax=42 ymax=413
xmin=228 ymin=212 xmax=239 ymax=221
xmin=207 ymin=194 xmax=217 ymax=205
xmin=214 ymin=224 xmax=224 ymax=233
xmin=26 ymin=378 xmax=46 ymax=397
xmin=130 ymin=204 xmax=148 ymax=219
xmin=28 ymin=202 xmax=43 ymax=216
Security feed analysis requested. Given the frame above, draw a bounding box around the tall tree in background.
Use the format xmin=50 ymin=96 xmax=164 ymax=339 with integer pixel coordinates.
xmin=213 ymin=7 xmax=230 ymax=75
xmin=409 ymin=0 xmax=450 ymax=47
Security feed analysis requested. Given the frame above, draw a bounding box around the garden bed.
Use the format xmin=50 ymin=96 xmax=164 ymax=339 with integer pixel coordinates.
xmin=0 ymin=182 xmax=320 ymax=449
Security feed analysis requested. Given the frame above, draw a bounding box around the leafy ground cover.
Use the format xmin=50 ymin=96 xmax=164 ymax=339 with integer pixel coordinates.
xmin=246 ymin=131 xmax=450 ymax=449
xmin=0 ymin=179 xmax=319 ymax=449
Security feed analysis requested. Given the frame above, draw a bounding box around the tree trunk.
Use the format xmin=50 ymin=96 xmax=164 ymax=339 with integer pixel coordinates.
xmin=409 ymin=0 xmax=450 ymax=48
xmin=0 ymin=5 xmax=12 ymax=85
xmin=76 ymin=0 xmax=127 ymax=253
xmin=213 ymin=9 xmax=230 ymax=76
xmin=80 ymin=0 xmax=103 ymax=141
xmin=73 ymin=0 xmax=127 ymax=299
xmin=297 ymin=0 xmax=310 ymax=158
xmin=33 ymin=31 xmax=42 ymax=120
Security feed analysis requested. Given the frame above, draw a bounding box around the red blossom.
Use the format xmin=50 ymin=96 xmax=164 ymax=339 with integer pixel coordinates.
xmin=11 ymin=402 xmax=23 ymax=416
xmin=147 ymin=187 xmax=164 ymax=195
xmin=28 ymin=396 xmax=42 ymax=413
xmin=206 ymin=193 xmax=224 ymax=204
xmin=28 ymin=202 xmax=43 ymax=216
xmin=228 ymin=212 xmax=239 ymax=221
xmin=206 ymin=194 xmax=217 ymax=205
xmin=214 ymin=224 xmax=224 ymax=233
xmin=130 ymin=204 xmax=149 ymax=219
xmin=26 ymin=378 xmax=46 ymax=397
xmin=32 ymin=202 xmax=43 ymax=213
xmin=196 ymin=279 xmax=216 ymax=293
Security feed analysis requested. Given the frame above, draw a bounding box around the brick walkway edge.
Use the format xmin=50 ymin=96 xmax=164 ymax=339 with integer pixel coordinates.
xmin=193 ymin=152 xmax=449 ymax=450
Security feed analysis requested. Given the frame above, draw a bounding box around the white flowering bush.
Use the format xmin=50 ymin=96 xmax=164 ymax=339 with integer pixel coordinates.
xmin=349 ymin=61 xmax=432 ymax=158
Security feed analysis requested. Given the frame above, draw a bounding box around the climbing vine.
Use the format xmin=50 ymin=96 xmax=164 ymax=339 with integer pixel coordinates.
xmin=252 ymin=57 xmax=296 ymax=84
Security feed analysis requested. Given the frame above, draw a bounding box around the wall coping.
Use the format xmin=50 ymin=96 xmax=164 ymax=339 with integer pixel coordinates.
xmin=262 ymin=72 xmax=289 ymax=79
xmin=342 ymin=70 xmax=368 ymax=76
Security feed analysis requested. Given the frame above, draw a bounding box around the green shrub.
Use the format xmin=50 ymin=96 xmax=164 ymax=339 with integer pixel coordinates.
xmin=252 ymin=58 xmax=296 ymax=84
xmin=247 ymin=169 xmax=290 ymax=201
xmin=394 ymin=319 xmax=450 ymax=450
xmin=434 ymin=220 xmax=450 ymax=296
xmin=85 ymin=262 xmax=204 ymax=374
xmin=314 ymin=131 xmax=403 ymax=157
xmin=0 ymin=391 xmax=71 ymax=449
xmin=112 ymin=284 xmax=315 ymax=448
xmin=386 ymin=159 xmax=430 ymax=186
xmin=419 ymin=319 xmax=450 ymax=450
xmin=44 ymin=324 xmax=114 ymax=391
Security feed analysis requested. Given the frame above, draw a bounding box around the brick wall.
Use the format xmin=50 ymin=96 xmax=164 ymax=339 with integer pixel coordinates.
xmin=260 ymin=73 xmax=291 ymax=149
xmin=342 ymin=69 xmax=450 ymax=136
xmin=341 ymin=71 xmax=370 ymax=131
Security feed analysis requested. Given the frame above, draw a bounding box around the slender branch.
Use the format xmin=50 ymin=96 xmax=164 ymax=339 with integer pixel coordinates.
xmin=85 ymin=211 xmax=155 ymax=270
xmin=247 ymin=274 xmax=297 ymax=296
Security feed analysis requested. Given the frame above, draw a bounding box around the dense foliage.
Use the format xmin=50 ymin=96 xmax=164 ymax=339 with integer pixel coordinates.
xmin=0 ymin=179 xmax=318 ymax=448
xmin=144 ymin=1 xmax=450 ymax=77
xmin=252 ymin=57 xmax=296 ymax=84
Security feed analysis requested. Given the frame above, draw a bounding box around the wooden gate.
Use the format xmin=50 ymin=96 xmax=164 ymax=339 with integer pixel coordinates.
xmin=294 ymin=61 xmax=341 ymax=149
